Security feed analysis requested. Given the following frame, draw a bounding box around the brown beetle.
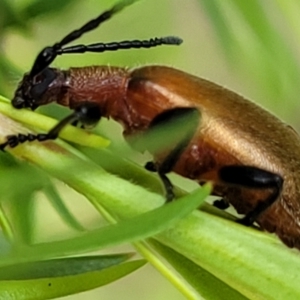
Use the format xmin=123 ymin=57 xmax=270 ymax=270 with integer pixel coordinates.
xmin=1 ymin=0 xmax=300 ymax=250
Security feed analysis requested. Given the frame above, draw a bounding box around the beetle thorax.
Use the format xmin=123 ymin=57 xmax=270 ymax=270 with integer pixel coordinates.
xmin=66 ymin=66 xmax=129 ymax=116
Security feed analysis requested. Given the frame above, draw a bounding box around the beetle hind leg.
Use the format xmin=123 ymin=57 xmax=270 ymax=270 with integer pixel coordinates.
xmin=219 ymin=165 xmax=283 ymax=226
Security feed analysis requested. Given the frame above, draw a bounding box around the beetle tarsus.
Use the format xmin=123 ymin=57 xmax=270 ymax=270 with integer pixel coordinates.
xmin=158 ymin=171 xmax=174 ymax=202
xmin=0 ymin=132 xmax=58 ymax=150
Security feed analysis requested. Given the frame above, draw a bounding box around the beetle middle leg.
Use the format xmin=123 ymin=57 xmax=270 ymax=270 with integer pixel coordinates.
xmin=137 ymin=107 xmax=200 ymax=202
xmin=219 ymin=165 xmax=283 ymax=226
xmin=213 ymin=198 xmax=230 ymax=210
xmin=0 ymin=103 xmax=101 ymax=150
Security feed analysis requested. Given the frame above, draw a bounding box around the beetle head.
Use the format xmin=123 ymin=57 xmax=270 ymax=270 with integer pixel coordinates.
xmin=12 ymin=68 xmax=58 ymax=110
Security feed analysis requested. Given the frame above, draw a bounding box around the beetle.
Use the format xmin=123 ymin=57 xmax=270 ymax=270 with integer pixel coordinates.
xmin=1 ymin=0 xmax=300 ymax=250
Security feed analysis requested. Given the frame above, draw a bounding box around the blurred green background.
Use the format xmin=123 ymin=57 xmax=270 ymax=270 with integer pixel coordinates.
xmin=1 ymin=0 xmax=300 ymax=299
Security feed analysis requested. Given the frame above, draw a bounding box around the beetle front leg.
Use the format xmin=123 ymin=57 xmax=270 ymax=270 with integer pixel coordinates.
xmin=0 ymin=104 xmax=101 ymax=150
xmin=0 ymin=112 xmax=77 ymax=150
xmin=219 ymin=165 xmax=283 ymax=226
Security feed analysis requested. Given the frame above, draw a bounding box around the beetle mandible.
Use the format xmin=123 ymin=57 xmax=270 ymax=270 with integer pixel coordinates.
xmin=1 ymin=0 xmax=300 ymax=250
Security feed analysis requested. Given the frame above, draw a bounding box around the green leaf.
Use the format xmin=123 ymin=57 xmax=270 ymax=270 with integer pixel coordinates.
xmin=43 ymin=184 xmax=85 ymax=232
xmin=0 ymin=0 xmax=25 ymax=30
xmin=197 ymin=0 xmax=300 ymax=120
xmin=0 ymin=256 xmax=146 ymax=300
xmin=0 ymin=232 xmax=11 ymax=255
xmin=22 ymin=0 xmax=80 ymax=20
xmin=195 ymin=0 xmax=235 ymax=56
xmin=0 ymin=56 xmax=22 ymax=97
xmin=150 ymin=240 xmax=248 ymax=300
xmin=155 ymin=212 xmax=300 ymax=300
xmin=0 ymin=254 xmax=133 ymax=280
xmin=3 ymin=185 xmax=210 ymax=264
xmin=0 ymin=160 xmax=48 ymax=244
xmin=21 ymin=0 xmax=142 ymax=22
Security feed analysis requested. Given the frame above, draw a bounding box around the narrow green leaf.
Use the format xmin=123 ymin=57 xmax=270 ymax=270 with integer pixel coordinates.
xmin=22 ymin=0 xmax=80 ymax=20
xmin=0 ymin=56 xmax=22 ymax=98
xmin=0 ymin=0 xmax=25 ymax=30
xmin=0 ymin=232 xmax=11 ymax=255
xmin=0 ymin=163 xmax=43 ymax=244
xmin=156 ymin=212 xmax=300 ymax=300
xmin=150 ymin=240 xmax=248 ymax=300
xmin=0 ymin=259 xmax=146 ymax=300
xmin=196 ymin=0 xmax=236 ymax=57
xmin=0 ymin=254 xmax=133 ymax=280
xmin=43 ymin=184 xmax=85 ymax=232
xmin=0 ymin=159 xmax=51 ymax=244
xmin=197 ymin=0 xmax=300 ymax=120
xmin=4 ymin=185 xmax=210 ymax=264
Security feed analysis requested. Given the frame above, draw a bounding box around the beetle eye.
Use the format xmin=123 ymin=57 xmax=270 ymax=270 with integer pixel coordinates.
xmin=30 ymin=68 xmax=57 ymax=100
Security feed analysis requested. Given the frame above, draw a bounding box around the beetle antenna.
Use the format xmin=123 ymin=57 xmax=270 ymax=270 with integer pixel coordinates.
xmin=29 ymin=0 xmax=141 ymax=78
xmin=57 ymin=37 xmax=183 ymax=55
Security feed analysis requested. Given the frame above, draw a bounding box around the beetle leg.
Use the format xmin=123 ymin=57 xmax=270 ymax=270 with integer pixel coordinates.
xmin=71 ymin=120 xmax=79 ymax=127
xmin=0 ymin=104 xmax=101 ymax=150
xmin=219 ymin=165 xmax=283 ymax=225
xmin=213 ymin=199 xmax=230 ymax=210
xmin=145 ymin=159 xmax=175 ymax=202
xmin=141 ymin=107 xmax=200 ymax=202
xmin=144 ymin=161 xmax=157 ymax=172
